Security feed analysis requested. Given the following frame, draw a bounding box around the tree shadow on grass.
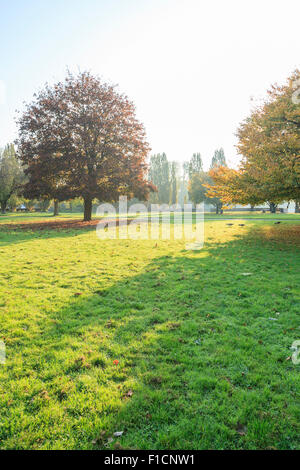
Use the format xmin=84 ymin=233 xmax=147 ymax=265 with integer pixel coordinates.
xmin=0 ymin=225 xmax=97 ymax=247
xmin=0 ymin=213 xmax=207 ymax=247
xmin=0 ymin=228 xmax=94 ymax=248
xmin=0 ymin=218 xmax=132 ymax=247
xmin=6 ymin=224 xmax=299 ymax=450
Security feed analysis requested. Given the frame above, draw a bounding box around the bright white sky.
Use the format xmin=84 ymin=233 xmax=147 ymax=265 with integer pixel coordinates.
xmin=1 ymin=0 xmax=300 ymax=169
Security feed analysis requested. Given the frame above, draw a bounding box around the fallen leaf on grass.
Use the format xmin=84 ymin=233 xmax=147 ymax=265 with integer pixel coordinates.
xmin=74 ymin=356 xmax=90 ymax=369
xmin=92 ymin=431 xmax=106 ymax=445
xmin=104 ymin=437 xmax=114 ymax=447
xmin=114 ymin=442 xmax=124 ymax=450
xmin=39 ymin=390 xmax=50 ymax=401
xmin=236 ymin=423 xmax=247 ymax=436
xmin=123 ymin=389 xmax=134 ymax=399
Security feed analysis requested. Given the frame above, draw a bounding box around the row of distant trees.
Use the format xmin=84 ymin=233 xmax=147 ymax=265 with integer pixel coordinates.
xmin=0 ymin=144 xmax=226 ymax=215
xmin=148 ymin=149 xmax=227 ymax=213
xmin=0 ymin=144 xmax=85 ymax=214
xmin=187 ymin=149 xmax=226 ymax=213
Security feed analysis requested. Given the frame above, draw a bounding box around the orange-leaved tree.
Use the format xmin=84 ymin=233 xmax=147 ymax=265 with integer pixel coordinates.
xmin=207 ymin=70 xmax=300 ymax=211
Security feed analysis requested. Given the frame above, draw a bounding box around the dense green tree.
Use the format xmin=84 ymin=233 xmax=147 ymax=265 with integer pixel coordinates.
xmin=0 ymin=144 xmax=24 ymax=214
xmin=189 ymin=171 xmax=223 ymax=214
xmin=188 ymin=153 xmax=203 ymax=178
xmin=170 ymin=161 xmax=178 ymax=205
xmin=210 ymin=148 xmax=226 ymax=169
xmin=7 ymin=194 xmax=22 ymax=211
xmin=183 ymin=161 xmax=189 ymax=180
xmin=25 ymin=199 xmax=38 ymax=211
xmin=148 ymin=153 xmax=170 ymax=204
xmin=37 ymin=199 xmax=51 ymax=212
xmin=177 ymin=162 xmax=189 ymax=205
xmin=188 ymin=172 xmax=210 ymax=204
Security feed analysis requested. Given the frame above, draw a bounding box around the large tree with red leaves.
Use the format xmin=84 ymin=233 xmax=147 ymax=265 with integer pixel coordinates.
xmin=17 ymin=72 xmax=154 ymax=221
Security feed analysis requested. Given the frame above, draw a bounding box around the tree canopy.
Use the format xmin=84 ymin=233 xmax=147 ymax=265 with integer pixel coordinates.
xmin=210 ymin=148 xmax=226 ymax=169
xmin=0 ymin=144 xmax=24 ymax=213
xmin=187 ymin=150 xmax=226 ymax=213
xmin=17 ymin=71 xmax=154 ymax=220
xmin=148 ymin=153 xmax=170 ymax=204
xmin=208 ymin=71 xmax=300 ymax=210
xmin=188 ymin=153 xmax=203 ymax=178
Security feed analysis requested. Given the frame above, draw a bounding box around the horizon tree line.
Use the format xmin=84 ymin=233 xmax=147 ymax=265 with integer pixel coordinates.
xmin=1 ymin=70 xmax=300 ymax=217
xmin=1 ymin=140 xmax=297 ymax=215
xmin=147 ymin=149 xmax=227 ymax=213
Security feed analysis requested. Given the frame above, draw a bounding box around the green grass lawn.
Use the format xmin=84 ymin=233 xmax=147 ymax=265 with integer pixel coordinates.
xmin=1 ymin=210 xmax=300 ymax=225
xmin=0 ymin=215 xmax=299 ymax=449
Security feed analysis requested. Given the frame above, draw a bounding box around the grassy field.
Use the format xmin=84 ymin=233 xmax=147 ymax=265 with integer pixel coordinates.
xmin=0 ymin=213 xmax=299 ymax=450
xmin=1 ymin=210 xmax=300 ymax=225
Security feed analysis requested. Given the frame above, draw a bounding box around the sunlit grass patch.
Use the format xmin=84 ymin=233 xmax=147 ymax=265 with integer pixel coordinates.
xmin=0 ymin=216 xmax=299 ymax=449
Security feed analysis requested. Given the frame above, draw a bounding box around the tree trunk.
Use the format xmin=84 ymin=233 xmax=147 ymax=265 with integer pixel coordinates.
xmin=216 ymin=203 xmax=222 ymax=214
xmin=1 ymin=201 xmax=6 ymax=214
xmin=269 ymin=202 xmax=276 ymax=214
xmin=53 ymin=199 xmax=59 ymax=216
xmin=84 ymin=197 xmax=92 ymax=221
xmin=295 ymin=201 xmax=300 ymax=213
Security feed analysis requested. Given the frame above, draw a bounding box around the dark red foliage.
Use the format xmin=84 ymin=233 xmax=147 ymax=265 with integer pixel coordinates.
xmin=16 ymin=71 xmax=155 ymax=220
